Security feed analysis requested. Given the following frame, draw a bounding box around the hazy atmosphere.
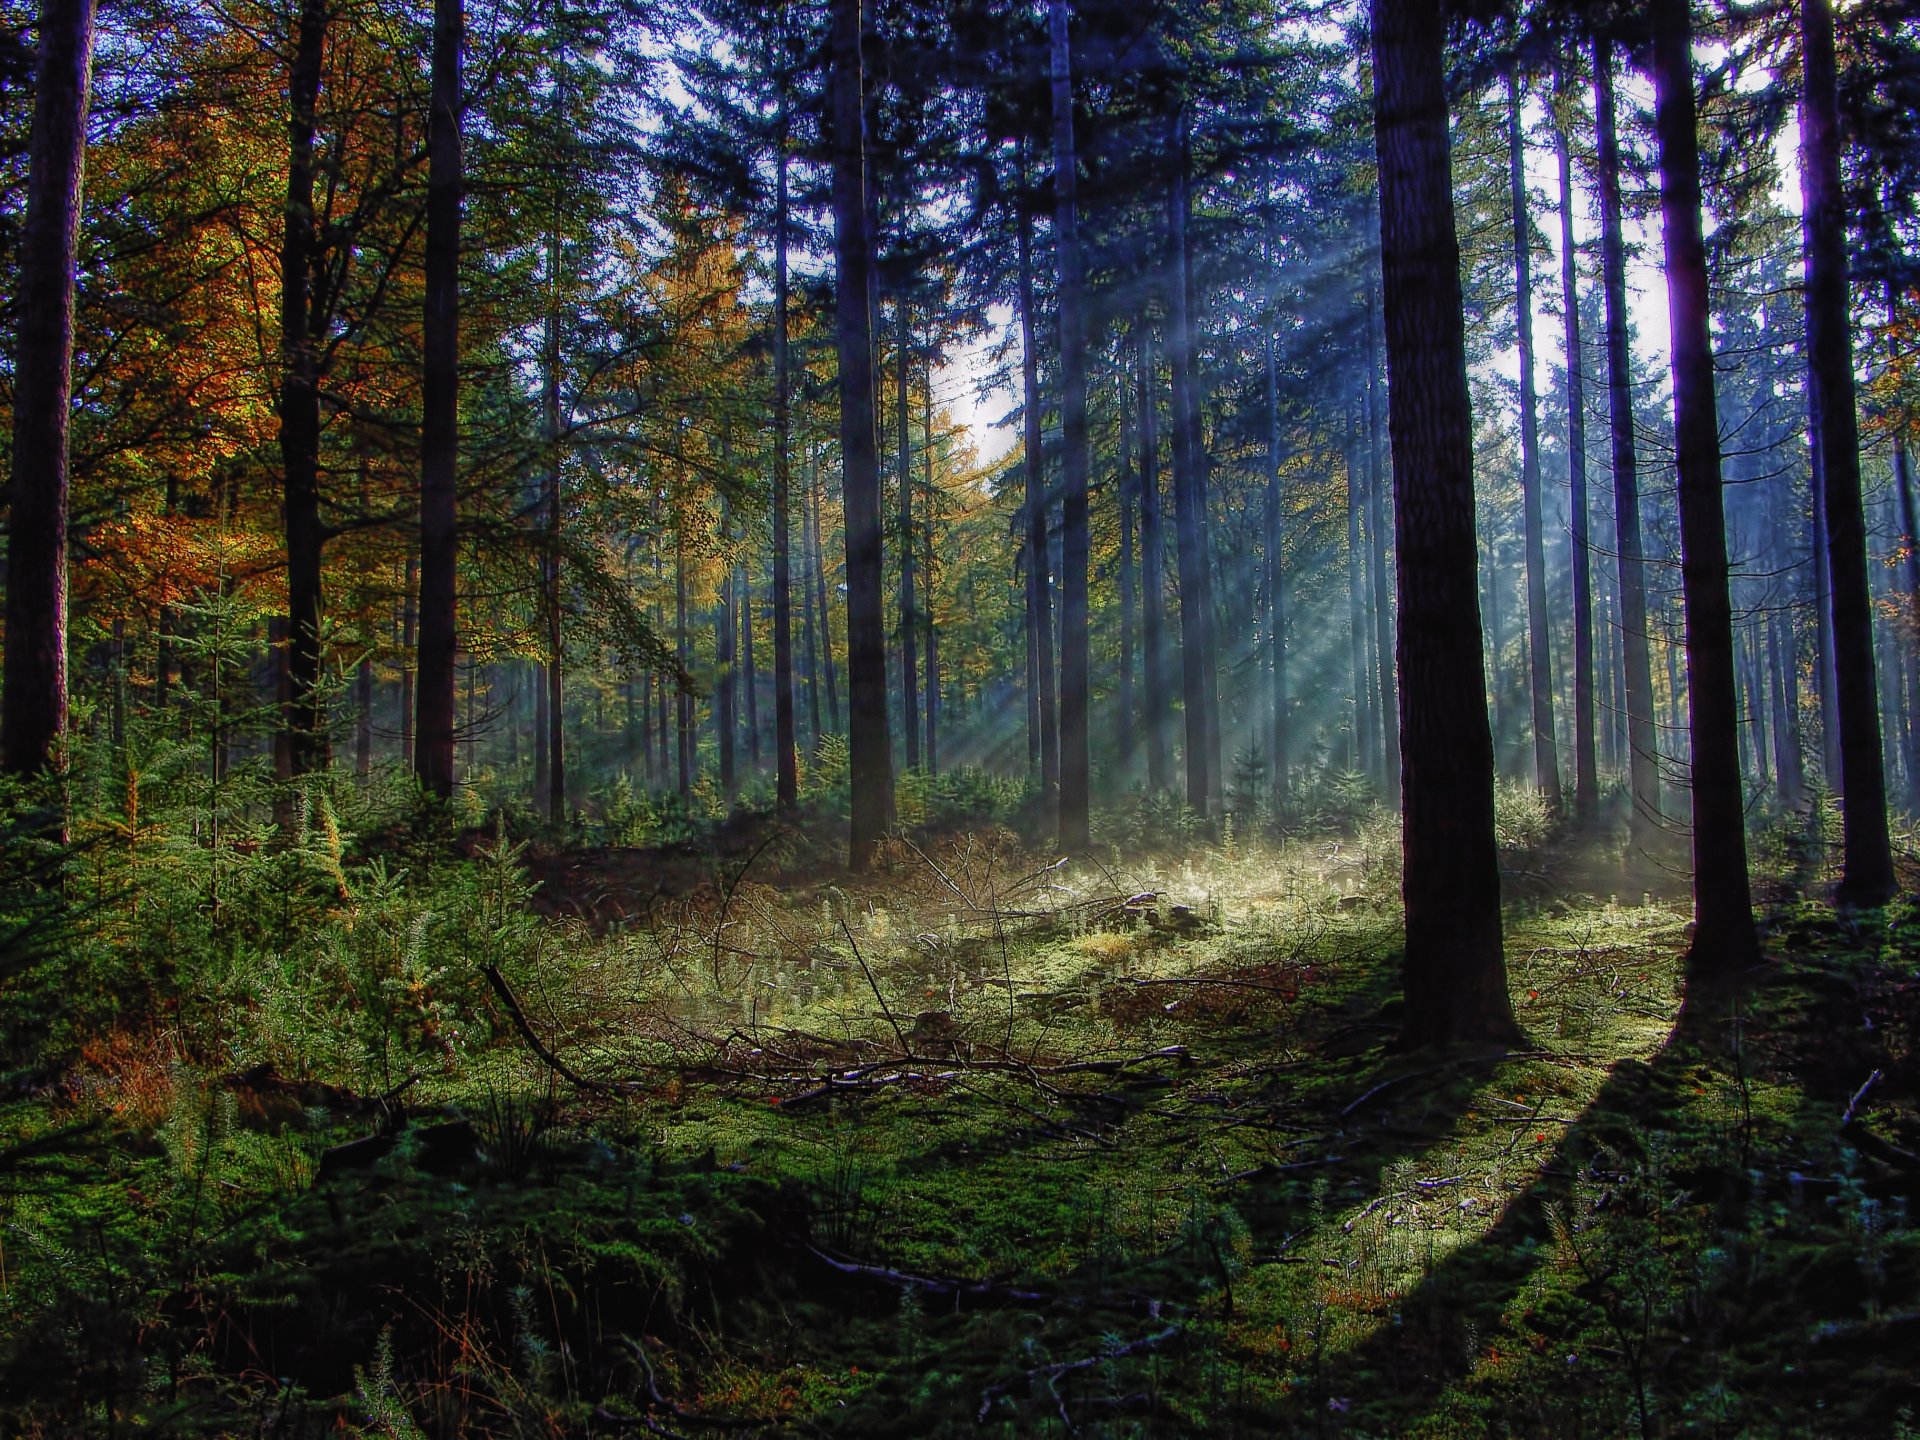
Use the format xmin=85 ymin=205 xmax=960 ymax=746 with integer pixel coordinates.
xmin=1 ymin=0 xmax=1917 ymax=1433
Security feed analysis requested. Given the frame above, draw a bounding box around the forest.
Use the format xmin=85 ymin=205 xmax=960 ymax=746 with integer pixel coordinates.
xmin=1 ymin=0 xmax=1918 ymax=1431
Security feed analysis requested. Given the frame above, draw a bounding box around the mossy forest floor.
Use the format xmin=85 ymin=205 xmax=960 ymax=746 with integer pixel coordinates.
xmin=2 ymin=816 xmax=1917 ymax=1437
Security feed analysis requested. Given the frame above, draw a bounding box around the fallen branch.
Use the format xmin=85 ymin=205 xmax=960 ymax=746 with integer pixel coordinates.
xmin=482 ymin=963 xmax=635 ymax=1095
xmin=977 ymin=1325 xmax=1181 ymax=1425
xmin=1840 ymin=1069 xmax=1920 ymax=1172
xmin=807 ymin=1245 xmax=1051 ymax=1303
xmin=620 ymin=1338 xmax=761 ymax=1430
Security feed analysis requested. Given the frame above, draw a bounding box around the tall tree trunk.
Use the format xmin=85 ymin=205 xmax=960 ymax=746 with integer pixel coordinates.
xmin=1649 ymin=0 xmax=1759 ymax=972
xmin=1509 ymin=69 xmax=1561 ymax=812
xmin=742 ymin=564 xmax=760 ymax=767
xmin=1263 ymin=192 xmax=1287 ymax=809
xmin=764 ymin=126 xmax=794 ymax=814
xmin=676 ymin=525 xmax=693 ymax=798
xmin=414 ymin=0 xmax=462 ymax=799
xmin=811 ymin=454 xmax=842 ymax=733
xmin=1808 ymin=432 xmax=1841 ymax=784
xmin=896 ymin=310 xmax=920 ymax=771
xmin=1017 ymin=150 xmax=1058 ymax=799
xmin=832 ymin=0 xmax=892 ymax=866
xmin=922 ymin=361 xmax=939 ymax=775
xmin=401 ymin=555 xmax=416 ymax=763
xmin=278 ymin=0 xmax=329 ymax=781
xmin=3 ymin=0 xmax=94 ymax=779
xmin=1119 ymin=363 xmax=1137 ymax=778
xmin=1369 ymin=0 xmax=1516 ymax=1046
xmin=1894 ymin=438 xmax=1919 ymax=807
xmin=717 ymin=560 xmax=736 ymax=797
xmin=1050 ymin=0 xmax=1091 ymax=850
xmin=533 ymin=661 xmax=549 ymax=803
xmin=801 ymin=460 xmax=824 ymax=751
xmin=356 ymin=657 xmax=372 ymax=777
xmin=1364 ymin=286 xmax=1399 ymax=804
xmin=770 ymin=37 xmax=798 ymax=810
xmin=1138 ymin=322 xmax=1170 ymax=792
xmin=1769 ymin=609 xmax=1805 ymax=811
xmin=1556 ymin=76 xmax=1599 ymax=824
xmin=1595 ymin=39 xmax=1662 ymax=855
xmin=1800 ymin=0 xmax=1896 ymax=904
xmin=543 ymin=235 xmax=565 ymax=824
xmin=1347 ymin=406 xmax=1370 ymax=775
xmin=1167 ymin=111 xmax=1219 ymax=818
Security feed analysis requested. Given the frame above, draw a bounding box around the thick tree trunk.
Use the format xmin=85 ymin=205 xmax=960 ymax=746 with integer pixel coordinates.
xmin=1369 ymin=0 xmax=1517 ymax=1047
xmin=895 ymin=311 xmax=919 ymax=772
xmin=1167 ymin=113 xmax=1220 ymax=818
xmin=3 ymin=0 xmax=94 ymax=779
xmin=1595 ymin=40 xmax=1662 ymax=855
xmin=1800 ymin=0 xmax=1896 ymax=904
xmin=1016 ymin=156 xmax=1058 ymax=799
xmin=1649 ymin=0 xmax=1760 ymax=971
xmin=1556 ymin=78 xmax=1598 ymax=824
xmin=1050 ymin=0 xmax=1091 ymax=850
xmin=1509 ymin=69 xmax=1561 ymax=813
xmin=832 ymin=0 xmax=893 ymax=867
xmin=1138 ymin=322 xmax=1170 ymax=793
xmin=414 ymin=0 xmax=462 ymax=799
xmin=278 ymin=0 xmax=329 ymax=781
xmin=772 ymin=110 xmax=798 ymax=807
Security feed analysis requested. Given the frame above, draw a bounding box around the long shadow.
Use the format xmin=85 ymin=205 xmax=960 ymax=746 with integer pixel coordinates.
xmin=1236 ymin=952 xmax=1913 ymax=1440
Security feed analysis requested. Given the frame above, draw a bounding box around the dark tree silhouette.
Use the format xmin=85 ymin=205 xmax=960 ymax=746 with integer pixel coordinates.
xmin=1593 ymin=38 xmax=1661 ymax=858
xmin=1369 ymin=0 xmax=1517 ymax=1047
xmin=1555 ymin=68 xmax=1598 ymax=825
xmin=1800 ymin=0 xmax=1897 ymax=906
xmin=1050 ymin=0 xmax=1091 ymax=850
xmin=277 ymin=0 xmax=329 ymax=780
xmin=2 ymin=0 xmax=94 ymax=778
xmin=1647 ymin=0 xmax=1760 ymax=972
xmin=833 ymin=0 xmax=893 ymax=867
xmin=414 ymin=0 xmax=463 ymax=799
xmin=1508 ymin=67 xmax=1560 ymax=813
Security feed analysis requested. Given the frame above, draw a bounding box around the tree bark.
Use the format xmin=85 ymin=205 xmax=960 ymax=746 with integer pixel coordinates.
xmin=922 ymin=360 xmax=939 ymax=774
xmin=1648 ymin=0 xmax=1760 ymax=972
xmin=1594 ymin=39 xmax=1662 ymax=856
xmin=1509 ymin=68 xmax=1561 ymax=813
xmin=832 ymin=0 xmax=893 ymax=866
xmin=543 ymin=231 xmax=565 ymax=824
xmin=277 ymin=0 xmax=329 ymax=782
xmin=1050 ymin=0 xmax=1091 ymax=850
xmin=1138 ymin=322 xmax=1170 ymax=793
xmin=1364 ymin=285 xmax=1399 ymax=804
xmin=772 ymin=94 xmax=798 ymax=808
xmin=1369 ymin=0 xmax=1516 ymax=1047
xmin=3 ymin=0 xmax=94 ymax=779
xmin=1016 ymin=149 xmax=1058 ymax=800
xmin=896 ymin=309 xmax=919 ymax=772
xmin=1556 ymin=74 xmax=1598 ymax=825
xmin=414 ymin=0 xmax=462 ymax=799
xmin=1167 ymin=111 xmax=1219 ymax=818
xmin=1799 ymin=0 xmax=1896 ymax=904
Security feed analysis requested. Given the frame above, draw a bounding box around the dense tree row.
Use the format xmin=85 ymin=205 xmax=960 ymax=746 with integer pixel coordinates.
xmin=4 ymin=0 xmax=1918 ymax=1038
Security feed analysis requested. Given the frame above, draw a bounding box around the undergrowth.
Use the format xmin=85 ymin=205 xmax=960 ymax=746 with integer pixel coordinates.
xmin=0 ymin=741 xmax=1914 ymax=1436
